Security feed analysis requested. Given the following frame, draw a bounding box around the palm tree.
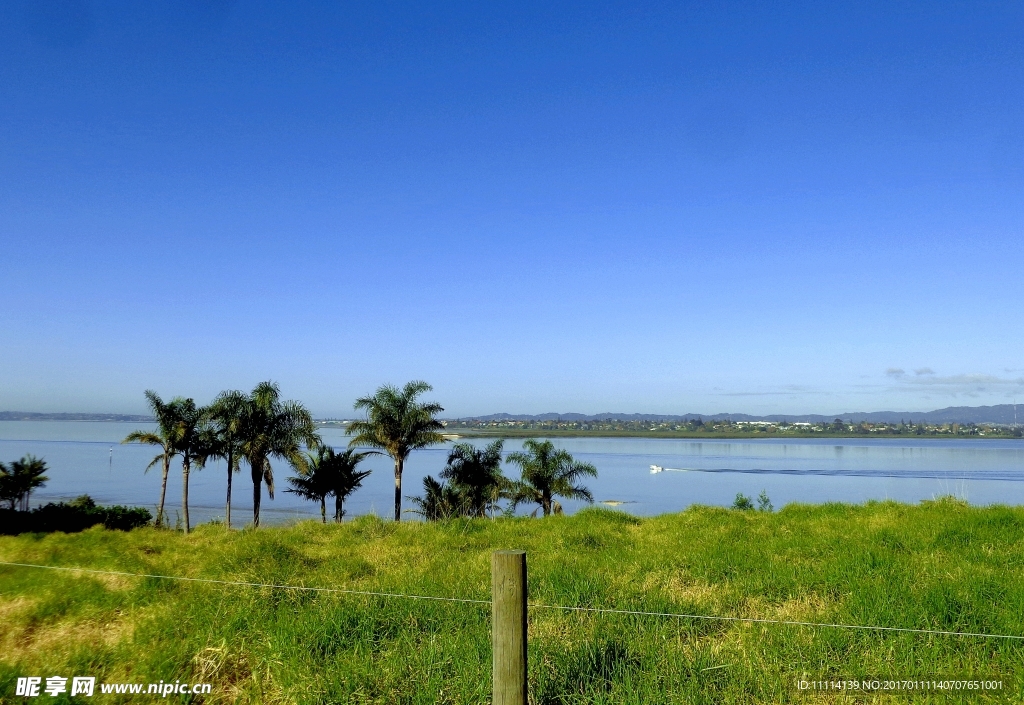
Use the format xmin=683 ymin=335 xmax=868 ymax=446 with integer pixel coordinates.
xmin=439 ymin=440 xmax=507 ymax=518
xmin=0 ymin=462 xmax=13 ymax=510
xmin=237 ymin=381 xmax=320 ymax=528
xmin=348 ymin=381 xmax=445 ymax=521
xmin=324 ymin=448 xmax=372 ymax=521
xmin=506 ymin=440 xmax=597 ymax=517
xmin=286 ymin=448 xmax=333 ymax=523
xmin=0 ymin=455 xmax=49 ymax=511
xmin=203 ymin=390 xmax=247 ymax=529
xmin=173 ymin=398 xmax=207 ymax=534
xmin=122 ymin=391 xmax=182 ymax=528
xmin=408 ymin=475 xmax=464 ymax=521
xmin=288 ymin=447 xmax=372 ymax=522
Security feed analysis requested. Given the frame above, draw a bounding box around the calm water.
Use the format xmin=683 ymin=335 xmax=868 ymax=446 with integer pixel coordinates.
xmin=2 ymin=421 xmax=1024 ymax=525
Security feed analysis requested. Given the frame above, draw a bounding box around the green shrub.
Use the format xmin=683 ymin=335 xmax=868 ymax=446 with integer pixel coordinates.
xmin=732 ymin=493 xmax=754 ymax=511
xmin=0 ymin=495 xmax=151 ymax=534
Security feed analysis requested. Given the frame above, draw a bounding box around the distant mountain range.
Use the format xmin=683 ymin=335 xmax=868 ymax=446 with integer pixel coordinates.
xmin=3 ymin=404 xmax=1022 ymax=425
xmin=456 ymin=404 xmax=1024 ymax=425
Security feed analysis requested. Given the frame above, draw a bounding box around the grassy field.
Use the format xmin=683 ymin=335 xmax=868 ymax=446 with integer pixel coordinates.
xmin=1 ymin=499 xmax=1023 ymax=703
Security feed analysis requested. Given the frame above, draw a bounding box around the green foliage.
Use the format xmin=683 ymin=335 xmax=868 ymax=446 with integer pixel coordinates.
xmin=0 ymin=462 xmax=9 ymax=510
xmin=286 ymin=446 xmax=371 ymax=523
xmin=0 ymin=455 xmax=48 ymax=511
xmin=1 ymin=502 xmax=1023 ymax=703
xmin=506 ymin=440 xmax=597 ymax=517
xmin=171 ymin=397 xmax=208 ymax=535
xmin=285 ymin=461 xmax=332 ymax=523
xmin=326 ymin=448 xmax=373 ymax=521
xmin=202 ymin=389 xmax=248 ymax=529
xmin=122 ymin=390 xmax=185 ymax=527
xmin=407 ymin=475 xmax=466 ymax=521
xmin=757 ymin=490 xmax=773 ymax=512
xmin=732 ymin=493 xmax=754 ymax=511
xmin=0 ymin=496 xmax=151 ymax=534
xmin=347 ymin=381 xmax=445 ymax=521
xmin=436 ymin=440 xmax=507 ymax=519
xmin=236 ymin=381 xmax=320 ymax=528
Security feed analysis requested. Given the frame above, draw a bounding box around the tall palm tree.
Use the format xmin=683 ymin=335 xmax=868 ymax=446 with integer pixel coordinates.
xmin=203 ymin=390 xmax=247 ymax=529
xmin=173 ymin=398 xmax=207 ymax=535
xmin=123 ymin=390 xmax=183 ymax=528
xmin=348 ymin=381 xmax=445 ymax=521
xmin=237 ymin=381 xmax=320 ymax=528
xmin=328 ymin=448 xmax=372 ymax=521
xmin=506 ymin=440 xmax=597 ymax=517
xmin=0 ymin=455 xmax=49 ymax=511
xmin=286 ymin=448 xmax=333 ymax=523
xmin=439 ymin=440 xmax=507 ymax=518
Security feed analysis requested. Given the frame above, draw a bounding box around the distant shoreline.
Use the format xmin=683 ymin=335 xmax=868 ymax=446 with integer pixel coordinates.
xmin=0 ymin=413 xmax=154 ymax=423
xmin=446 ymin=428 xmax=1024 ymax=440
xmin=3 ymin=415 xmax=1021 ymax=441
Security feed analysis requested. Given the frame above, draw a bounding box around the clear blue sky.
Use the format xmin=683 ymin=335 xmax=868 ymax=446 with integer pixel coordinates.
xmin=2 ymin=1 xmax=1022 ymax=417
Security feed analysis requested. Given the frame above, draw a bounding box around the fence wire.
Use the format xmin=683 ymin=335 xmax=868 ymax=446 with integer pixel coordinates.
xmin=2 ymin=560 xmax=1023 ymax=641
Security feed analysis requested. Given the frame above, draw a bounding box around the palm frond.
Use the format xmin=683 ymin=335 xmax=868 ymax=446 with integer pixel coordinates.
xmin=122 ymin=431 xmax=163 ymax=446
xmin=264 ymin=462 xmax=274 ymax=499
xmin=144 ymin=453 xmax=164 ymax=473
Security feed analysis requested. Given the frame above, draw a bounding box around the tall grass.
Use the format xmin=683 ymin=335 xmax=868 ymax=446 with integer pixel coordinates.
xmin=1 ymin=499 xmax=1022 ymax=703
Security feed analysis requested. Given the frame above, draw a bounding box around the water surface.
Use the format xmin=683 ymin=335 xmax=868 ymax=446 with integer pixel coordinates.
xmin=2 ymin=422 xmax=1022 ymax=525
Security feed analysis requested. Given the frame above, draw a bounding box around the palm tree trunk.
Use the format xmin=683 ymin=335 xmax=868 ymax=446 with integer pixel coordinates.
xmin=252 ymin=462 xmax=262 ymax=528
xmin=320 ymin=498 xmax=326 ymax=523
xmin=157 ymin=452 xmax=170 ymax=528
xmin=394 ymin=456 xmax=404 ymax=521
xmin=542 ymin=491 xmax=551 ymax=517
xmin=225 ymin=448 xmax=233 ymax=530
xmin=335 ymin=494 xmax=342 ymax=522
xmin=182 ymin=459 xmax=191 ymax=534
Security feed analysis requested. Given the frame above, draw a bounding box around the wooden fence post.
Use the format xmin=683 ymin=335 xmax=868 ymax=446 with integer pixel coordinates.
xmin=492 ymin=550 xmax=528 ymax=705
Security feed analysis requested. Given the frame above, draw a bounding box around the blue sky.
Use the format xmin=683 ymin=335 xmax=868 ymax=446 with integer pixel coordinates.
xmin=1 ymin=1 xmax=1023 ymax=417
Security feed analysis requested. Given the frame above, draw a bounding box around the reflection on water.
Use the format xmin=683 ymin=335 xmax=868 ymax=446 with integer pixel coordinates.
xmin=2 ymin=422 xmax=1023 ymax=525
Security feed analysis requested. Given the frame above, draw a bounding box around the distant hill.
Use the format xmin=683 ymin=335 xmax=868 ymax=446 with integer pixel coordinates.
xmin=0 ymin=412 xmax=154 ymax=422
xmin=456 ymin=404 xmax=1024 ymax=425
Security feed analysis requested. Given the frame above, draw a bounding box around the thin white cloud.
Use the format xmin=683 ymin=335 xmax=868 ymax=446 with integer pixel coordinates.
xmin=885 ymin=371 xmax=1024 ymax=396
xmin=722 ymin=386 xmax=822 ymax=397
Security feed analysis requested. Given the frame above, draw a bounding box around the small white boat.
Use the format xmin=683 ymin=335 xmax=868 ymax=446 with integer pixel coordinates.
xmin=650 ymin=464 xmax=664 ymax=474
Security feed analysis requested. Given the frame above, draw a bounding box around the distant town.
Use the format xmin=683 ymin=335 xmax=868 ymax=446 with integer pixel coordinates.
xmin=5 ymin=404 xmax=1023 ymax=439
xmin=438 ymin=417 xmax=1023 ymax=438
xmin=303 ymin=416 xmax=1024 ymax=439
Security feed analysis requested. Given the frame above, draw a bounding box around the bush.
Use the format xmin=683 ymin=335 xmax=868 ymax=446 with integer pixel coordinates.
xmin=0 ymin=495 xmax=151 ymax=535
xmin=732 ymin=493 xmax=754 ymax=511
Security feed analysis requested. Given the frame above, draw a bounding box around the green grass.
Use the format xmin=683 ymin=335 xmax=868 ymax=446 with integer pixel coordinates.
xmin=2 ymin=499 xmax=1023 ymax=703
